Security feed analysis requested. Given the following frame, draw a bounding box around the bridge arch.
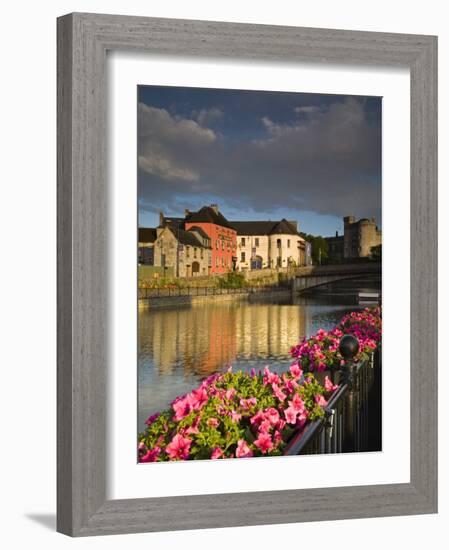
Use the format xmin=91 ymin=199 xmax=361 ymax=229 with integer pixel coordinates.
xmin=292 ymin=265 xmax=381 ymax=293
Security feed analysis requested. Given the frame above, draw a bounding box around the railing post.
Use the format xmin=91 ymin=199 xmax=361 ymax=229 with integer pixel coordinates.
xmin=339 ymin=334 xmax=360 ymax=453
xmin=324 ymin=408 xmax=335 ymax=453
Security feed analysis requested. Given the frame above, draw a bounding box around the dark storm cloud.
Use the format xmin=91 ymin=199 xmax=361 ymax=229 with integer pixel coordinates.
xmin=137 ymin=96 xmax=381 ymax=223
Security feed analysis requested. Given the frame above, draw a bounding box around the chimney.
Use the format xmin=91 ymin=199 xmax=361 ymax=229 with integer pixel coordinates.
xmin=159 ymin=212 xmax=164 ymax=226
xmin=210 ymin=204 xmax=219 ymax=214
xmin=184 ymin=209 xmax=190 ymax=217
xmin=336 ymin=230 xmax=339 ymax=237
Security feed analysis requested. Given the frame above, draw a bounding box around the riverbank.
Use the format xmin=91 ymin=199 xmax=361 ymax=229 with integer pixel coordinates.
xmin=138 ymin=287 xmax=292 ymax=309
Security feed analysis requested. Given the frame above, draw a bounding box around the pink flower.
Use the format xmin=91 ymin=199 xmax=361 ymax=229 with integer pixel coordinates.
xmin=282 ymin=375 xmax=298 ymax=394
xmin=254 ymin=432 xmax=274 ymax=454
xmin=324 ymin=376 xmax=339 ymax=392
xmin=183 ymin=415 xmax=200 ymax=435
xmin=172 ymin=396 xmax=192 ymax=421
xmin=284 ymin=406 xmax=297 ymax=425
xmin=272 ymin=383 xmax=287 ymax=402
xmin=276 ymin=418 xmax=286 ymax=431
xmin=259 ymin=419 xmax=272 ymax=433
xmin=165 ymin=434 xmax=192 ymax=460
xmin=263 ymin=366 xmax=280 ymax=385
xmin=211 ymin=447 xmax=224 ymax=459
xmin=315 ymin=394 xmax=328 ymax=407
xmin=290 ymin=393 xmax=305 ymax=413
xmin=207 ymin=417 xmax=219 ymax=428
xmin=250 ymin=410 xmax=264 ymax=426
xmin=235 ymin=439 xmax=253 ymax=458
xmin=225 ymin=388 xmax=236 ymax=401
xmin=201 ymin=373 xmax=220 ymax=388
xmin=289 ymin=363 xmax=303 ymax=379
xmin=265 ymin=407 xmax=280 ymax=426
xmin=140 ymin=446 xmax=161 ymax=462
xmin=240 ymin=397 xmax=257 ymax=410
xmin=188 ymin=387 xmax=209 ymax=410
xmin=230 ymin=411 xmax=242 ymax=423
xmin=145 ymin=412 xmax=160 ymax=426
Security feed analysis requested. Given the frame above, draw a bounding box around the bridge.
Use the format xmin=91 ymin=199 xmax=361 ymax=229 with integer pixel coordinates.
xmin=292 ymin=263 xmax=381 ymax=293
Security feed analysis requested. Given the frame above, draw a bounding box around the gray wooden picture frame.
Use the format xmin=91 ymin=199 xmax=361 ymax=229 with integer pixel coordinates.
xmin=57 ymin=12 xmax=438 ymax=537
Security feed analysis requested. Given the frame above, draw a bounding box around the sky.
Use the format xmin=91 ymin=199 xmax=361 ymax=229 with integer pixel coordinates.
xmin=137 ymin=86 xmax=382 ymax=236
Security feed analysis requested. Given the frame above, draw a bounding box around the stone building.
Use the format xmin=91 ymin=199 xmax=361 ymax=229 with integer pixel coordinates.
xmin=230 ymin=219 xmax=308 ymax=271
xmin=153 ymin=225 xmax=212 ymax=277
xmin=325 ymin=231 xmax=344 ymax=264
xmin=343 ymin=216 xmax=382 ymax=259
xmin=325 ymin=216 xmax=382 ymax=263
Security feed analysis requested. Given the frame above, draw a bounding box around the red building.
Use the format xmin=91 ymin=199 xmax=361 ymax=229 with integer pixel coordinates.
xmin=184 ymin=205 xmax=237 ymax=274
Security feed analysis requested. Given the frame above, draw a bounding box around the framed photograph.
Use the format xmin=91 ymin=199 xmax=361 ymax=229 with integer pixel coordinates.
xmin=57 ymin=13 xmax=437 ymax=536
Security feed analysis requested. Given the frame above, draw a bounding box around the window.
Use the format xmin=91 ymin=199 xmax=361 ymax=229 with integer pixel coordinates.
xmin=287 ymin=239 xmax=290 ymax=248
xmin=222 ymin=241 xmax=224 ymax=250
xmin=194 ymin=247 xmax=197 ymax=258
xmin=241 ymin=237 xmax=246 ymax=246
xmin=200 ymin=249 xmax=204 ymax=259
xmin=241 ymin=252 xmax=246 ymax=262
xmin=277 ymin=238 xmax=281 ymax=248
xmin=255 ymin=238 xmax=259 ymax=247
xmin=186 ymin=246 xmax=190 ymax=258
xmin=216 ymin=240 xmax=219 ymax=249
xmin=216 ymin=257 xmax=219 ymax=267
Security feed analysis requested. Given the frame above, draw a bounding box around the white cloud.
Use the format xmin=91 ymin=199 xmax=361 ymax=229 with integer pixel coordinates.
xmin=192 ymin=107 xmax=224 ymax=127
xmin=138 ymin=103 xmax=216 ymax=181
xmin=294 ymin=105 xmax=321 ymax=114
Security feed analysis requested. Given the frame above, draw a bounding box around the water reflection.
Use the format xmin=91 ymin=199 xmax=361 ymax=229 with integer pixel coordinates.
xmin=138 ymin=276 xmax=381 ymax=428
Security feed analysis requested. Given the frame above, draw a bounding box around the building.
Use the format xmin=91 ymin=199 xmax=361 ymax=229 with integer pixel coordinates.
xmin=230 ymin=219 xmax=308 ymax=271
xmin=343 ymin=216 xmax=382 ymax=259
xmin=153 ymin=225 xmax=212 ymax=277
xmin=184 ymin=205 xmax=237 ymax=274
xmin=138 ymin=228 xmax=157 ymax=265
xmin=325 ymin=216 xmax=382 ymax=263
xmin=325 ymin=231 xmax=344 ymax=264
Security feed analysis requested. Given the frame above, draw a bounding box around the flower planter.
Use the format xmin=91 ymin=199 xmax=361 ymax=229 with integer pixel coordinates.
xmin=284 ymin=349 xmax=381 ymax=455
xmin=138 ymin=307 xmax=381 ymax=462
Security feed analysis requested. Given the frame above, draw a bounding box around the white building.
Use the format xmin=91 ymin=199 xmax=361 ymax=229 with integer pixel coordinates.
xmin=231 ymin=219 xmax=308 ymax=271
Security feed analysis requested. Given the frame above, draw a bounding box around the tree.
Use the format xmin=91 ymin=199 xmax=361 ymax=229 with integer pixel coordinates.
xmin=299 ymin=233 xmax=329 ymax=265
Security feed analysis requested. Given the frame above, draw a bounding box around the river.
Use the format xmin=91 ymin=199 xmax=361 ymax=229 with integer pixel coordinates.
xmin=138 ymin=276 xmax=381 ymax=429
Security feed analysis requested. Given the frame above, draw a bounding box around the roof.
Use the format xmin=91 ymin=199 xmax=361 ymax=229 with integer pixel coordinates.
xmin=138 ymin=228 xmax=157 ymax=243
xmin=179 ymin=229 xmax=208 ymax=248
xmin=163 ymin=227 xmax=207 ymax=248
xmin=230 ymin=219 xmax=301 ymax=237
xmin=185 ymin=206 xmax=234 ymax=230
xmin=187 ymin=226 xmax=210 ymax=240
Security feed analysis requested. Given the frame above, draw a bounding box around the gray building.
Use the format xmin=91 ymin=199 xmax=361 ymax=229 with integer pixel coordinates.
xmin=153 ymin=225 xmax=212 ymax=277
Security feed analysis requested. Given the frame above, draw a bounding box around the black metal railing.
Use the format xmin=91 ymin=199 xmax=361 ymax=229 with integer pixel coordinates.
xmin=284 ymin=348 xmax=381 ymax=456
xmin=138 ymin=283 xmax=292 ymax=299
